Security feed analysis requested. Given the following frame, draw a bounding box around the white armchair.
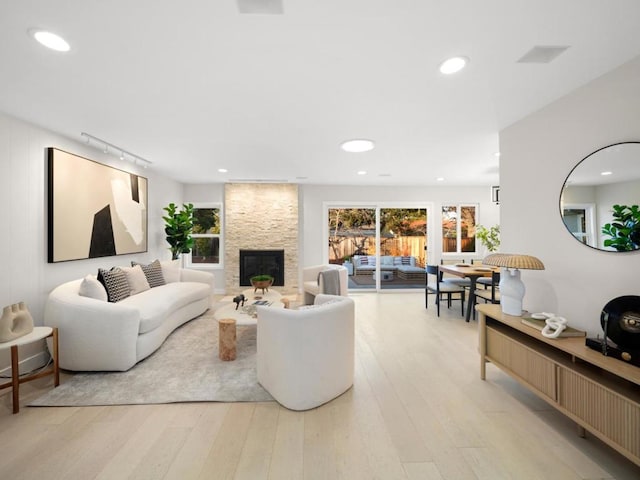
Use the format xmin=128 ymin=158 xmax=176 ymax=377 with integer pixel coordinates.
xmin=302 ymin=264 xmax=348 ymax=305
xmin=256 ymin=294 xmax=355 ymax=411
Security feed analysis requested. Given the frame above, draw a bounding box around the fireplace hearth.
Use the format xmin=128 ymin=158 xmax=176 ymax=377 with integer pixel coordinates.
xmin=239 ymin=249 xmax=285 ymax=287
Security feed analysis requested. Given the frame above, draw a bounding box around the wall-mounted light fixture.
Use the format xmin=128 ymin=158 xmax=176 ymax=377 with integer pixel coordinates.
xmin=491 ymin=185 xmax=500 ymax=204
xmin=80 ymin=132 xmax=152 ymax=168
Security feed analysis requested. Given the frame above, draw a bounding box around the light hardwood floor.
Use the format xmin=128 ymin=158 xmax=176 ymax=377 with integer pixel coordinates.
xmin=1 ymin=292 xmax=639 ymax=479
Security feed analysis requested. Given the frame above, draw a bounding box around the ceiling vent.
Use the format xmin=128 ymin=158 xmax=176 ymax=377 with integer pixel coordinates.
xmin=237 ymin=0 xmax=284 ymax=14
xmin=517 ymin=45 xmax=570 ymax=64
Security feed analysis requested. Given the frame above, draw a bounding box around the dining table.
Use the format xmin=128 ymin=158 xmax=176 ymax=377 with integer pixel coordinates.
xmin=438 ymin=264 xmax=499 ymax=322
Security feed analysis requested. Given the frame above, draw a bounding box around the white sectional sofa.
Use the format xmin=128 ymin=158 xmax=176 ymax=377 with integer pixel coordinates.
xmin=352 ymin=255 xmax=425 ymax=280
xmin=44 ymin=261 xmax=214 ymax=372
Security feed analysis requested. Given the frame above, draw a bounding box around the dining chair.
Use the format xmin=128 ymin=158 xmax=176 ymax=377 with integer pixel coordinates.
xmin=473 ymin=270 xmax=500 ymax=319
xmin=425 ymin=265 xmax=465 ymax=316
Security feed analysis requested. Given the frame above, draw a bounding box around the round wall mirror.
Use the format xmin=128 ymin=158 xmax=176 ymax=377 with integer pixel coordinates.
xmin=560 ymin=142 xmax=640 ymax=251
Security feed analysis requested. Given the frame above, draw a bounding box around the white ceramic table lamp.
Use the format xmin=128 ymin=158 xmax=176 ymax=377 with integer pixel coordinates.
xmin=482 ymin=253 xmax=545 ymax=316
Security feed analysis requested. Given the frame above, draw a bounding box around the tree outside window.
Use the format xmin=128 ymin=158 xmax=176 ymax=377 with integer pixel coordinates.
xmin=442 ymin=204 xmax=477 ymax=254
xmin=187 ymin=205 xmax=222 ymax=267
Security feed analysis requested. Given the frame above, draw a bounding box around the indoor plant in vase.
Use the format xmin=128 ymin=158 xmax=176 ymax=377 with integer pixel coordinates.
xmin=250 ymin=274 xmax=274 ymax=294
xmin=476 ymin=224 xmax=500 ymax=253
xmin=163 ymin=203 xmax=194 ymax=260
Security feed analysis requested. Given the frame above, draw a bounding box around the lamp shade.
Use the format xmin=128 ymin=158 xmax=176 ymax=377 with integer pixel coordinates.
xmin=483 ymin=253 xmax=545 ymax=270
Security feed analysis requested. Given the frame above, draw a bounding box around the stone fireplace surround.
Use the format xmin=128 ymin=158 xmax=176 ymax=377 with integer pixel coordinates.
xmin=224 ymin=183 xmax=299 ymax=295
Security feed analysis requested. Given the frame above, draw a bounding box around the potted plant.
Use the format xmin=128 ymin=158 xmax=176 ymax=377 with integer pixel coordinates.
xmin=476 ymin=224 xmax=500 ymax=253
xmin=343 ymin=255 xmax=354 ymax=276
xmin=163 ymin=203 xmax=195 ymax=260
xmin=250 ymin=274 xmax=274 ymax=293
xmin=602 ymin=204 xmax=640 ymax=251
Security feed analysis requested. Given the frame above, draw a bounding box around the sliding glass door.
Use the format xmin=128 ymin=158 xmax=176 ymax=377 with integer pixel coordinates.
xmin=379 ymin=208 xmax=427 ymax=290
xmin=327 ymin=205 xmax=428 ymax=291
xmin=328 ymin=208 xmax=377 ymax=291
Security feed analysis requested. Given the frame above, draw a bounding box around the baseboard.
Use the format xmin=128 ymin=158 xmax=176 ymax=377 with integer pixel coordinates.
xmin=0 ymin=351 xmax=51 ymax=378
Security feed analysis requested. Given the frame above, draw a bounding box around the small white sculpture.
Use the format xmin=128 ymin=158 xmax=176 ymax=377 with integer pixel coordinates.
xmin=0 ymin=302 xmax=35 ymax=342
xmin=533 ymin=312 xmax=568 ymax=338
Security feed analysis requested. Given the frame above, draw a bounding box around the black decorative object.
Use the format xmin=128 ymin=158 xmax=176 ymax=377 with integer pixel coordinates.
xmin=586 ymin=295 xmax=640 ymax=367
xmin=601 ymin=295 xmax=640 ymax=349
xmin=233 ymin=294 xmax=246 ymax=310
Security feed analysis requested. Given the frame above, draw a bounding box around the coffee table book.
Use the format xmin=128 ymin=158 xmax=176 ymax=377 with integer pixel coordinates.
xmin=520 ymin=317 xmax=586 ymax=338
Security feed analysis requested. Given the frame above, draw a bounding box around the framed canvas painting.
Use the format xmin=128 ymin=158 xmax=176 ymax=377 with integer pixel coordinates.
xmin=47 ymin=148 xmax=148 ymax=262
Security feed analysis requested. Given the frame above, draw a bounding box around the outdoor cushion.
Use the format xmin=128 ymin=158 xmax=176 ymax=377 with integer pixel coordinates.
xmin=381 ymin=256 xmax=394 ymax=265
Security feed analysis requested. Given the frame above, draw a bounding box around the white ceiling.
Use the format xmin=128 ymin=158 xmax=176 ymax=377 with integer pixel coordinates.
xmin=2 ymin=1 xmax=640 ymax=186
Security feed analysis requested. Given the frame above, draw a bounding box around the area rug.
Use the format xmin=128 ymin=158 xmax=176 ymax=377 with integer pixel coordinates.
xmin=29 ymin=311 xmax=274 ymax=407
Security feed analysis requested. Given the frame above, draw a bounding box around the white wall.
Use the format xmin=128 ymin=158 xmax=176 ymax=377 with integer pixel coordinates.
xmin=0 ymin=111 xmax=184 ymax=370
xmin=500 ymin=54 xmax=640 ymax=334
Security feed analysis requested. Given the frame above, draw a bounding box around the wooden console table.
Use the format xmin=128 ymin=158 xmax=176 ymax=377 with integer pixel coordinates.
xmin=477 ymin=304 xmax=640 ymax=467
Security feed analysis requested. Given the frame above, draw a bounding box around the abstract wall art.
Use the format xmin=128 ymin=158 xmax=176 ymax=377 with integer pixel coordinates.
xmin=47 ymin=148 xmax=148 ymax=262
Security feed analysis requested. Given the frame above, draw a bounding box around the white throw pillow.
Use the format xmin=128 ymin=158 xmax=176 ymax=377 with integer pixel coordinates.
xmin=121 ymin=265 xmax=151 ymax=295
xmin=78 ymin=275 xmax=108 ymax=302
xmin=161 ymin=259 xmax=181 ymax=283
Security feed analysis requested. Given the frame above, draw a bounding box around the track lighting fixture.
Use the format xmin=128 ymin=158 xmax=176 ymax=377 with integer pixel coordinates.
xmin=80 ymin=132 xmax=152 ymax=168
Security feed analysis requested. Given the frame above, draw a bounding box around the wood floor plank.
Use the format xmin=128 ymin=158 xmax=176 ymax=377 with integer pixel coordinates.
xmin=164 ymin=403 xmax=231 ymax=480
xmin=356 ymin=334 xmax=432 ymax=463
xmin=303 ymin=400 xmax=339 ymax=480
xmin=402 ymin=461 xmax=445 ymax=480
xmin=267 ymin=407 xmax=304 ymax=480
xmin=197 ymin=403 xmax=256 ymax=480
xmin=2 ymin=406 xmax=107 ymax=480
xmin=348 ymin=351 xmax=410 ymax=480
xmin=234 ymin=402 xmax=280 ymax=480
xmin=94 ymin=405 xmax=181 ymax=480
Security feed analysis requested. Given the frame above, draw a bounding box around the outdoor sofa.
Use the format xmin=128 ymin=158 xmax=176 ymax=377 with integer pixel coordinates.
xmin=352 ymin=255 xmax=426 ymax=280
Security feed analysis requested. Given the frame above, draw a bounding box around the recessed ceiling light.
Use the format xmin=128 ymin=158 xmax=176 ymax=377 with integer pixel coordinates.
xmin=341 ymin=139 xmax=375 ymax=153
xmin=601 ymin=171 xmax=612 ymax=176
xmin=357 ymin=170 xmax=367 ymax=175
xmin=218 ymin=168 xmax=228 ymax=173
xmin=494 ymin=152 xmax=501 ymax=157
xmin=439 ymin=56 xmax=468 ymax=74
xmin=31 ymin=30 xmax=70 ymax=52
xmin=436 ymin=177 xmax=445 ymax=182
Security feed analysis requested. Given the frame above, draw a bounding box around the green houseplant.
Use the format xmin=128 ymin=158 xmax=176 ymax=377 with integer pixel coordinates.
xmin=250 ymin=274 xmax=274 ymax=293
xmin=476 ymin=224 xmax=500 ymax=252
xmin=602 ymin=204 xmax=640 ymax=251
xmin=163 ymin=203 xmax=194 ymax=260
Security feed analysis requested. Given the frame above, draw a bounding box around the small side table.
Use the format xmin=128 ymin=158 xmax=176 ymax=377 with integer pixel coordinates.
xmin=218 ymin=318 xmax=237 ymax=361
xmin=0 ymin=326 xmax=60 ymax=413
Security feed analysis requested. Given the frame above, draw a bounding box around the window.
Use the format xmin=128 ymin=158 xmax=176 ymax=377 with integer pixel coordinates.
xmin=442 ymin=204 xmax=477 ymax=253
xmin=186 ymin=204 xmax=222 ymax=268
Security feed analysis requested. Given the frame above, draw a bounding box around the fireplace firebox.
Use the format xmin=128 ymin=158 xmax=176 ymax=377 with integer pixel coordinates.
xmin=239 ymin=249 xmax=284 ymax=287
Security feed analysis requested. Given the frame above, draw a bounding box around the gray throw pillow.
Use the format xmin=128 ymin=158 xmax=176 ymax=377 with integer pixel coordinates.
xmin=131 ymin=259 xmax=166 ymax=288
